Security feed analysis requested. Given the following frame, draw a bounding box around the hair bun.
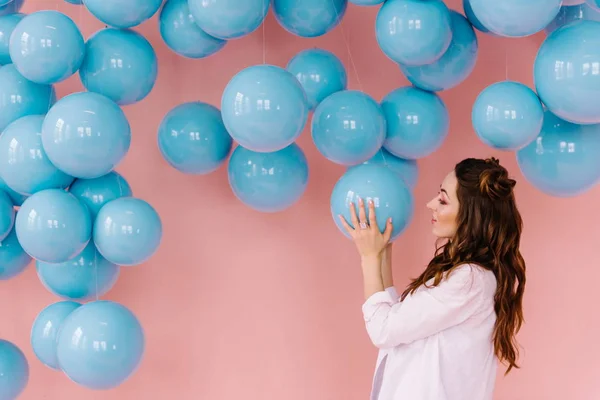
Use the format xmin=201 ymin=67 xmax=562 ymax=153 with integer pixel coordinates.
xmin=479 ymin=158 xmax=516 ymax=200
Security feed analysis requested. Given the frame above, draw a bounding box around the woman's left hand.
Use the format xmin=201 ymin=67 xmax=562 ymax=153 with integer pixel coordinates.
xmin=338 ymin=197 xmax=393 ymax=260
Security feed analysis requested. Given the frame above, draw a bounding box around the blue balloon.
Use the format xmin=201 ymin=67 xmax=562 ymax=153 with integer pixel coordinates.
xmin=399 ymin=10 xmax=478 ymax=92
xmin=0 ymin=177 xmax=27 ymax=206
xmin=0 ymin=115 xmax=75 ymax=196
xmin=36 ymin=241 xmax=120 ymax=300
xmin=350 ymin=0 xmax=383 ymax=5
xmin=472 ymin=81 xmax=544 ymax=150
xmin=82 ymin=0 xmax=162 ymax=28
xmin=376 ymin=0 xmax=452 ymax=66
xmin=286 ymin=48 xmax=347 ymax=111
xmin=15 ymin=189 xmax=92 ymax=263
xmin=9 ymin=10 xmax=85 ymax=84
xmin=311 ymin=90 xmax=386 ymax=166
xmin=159 ymin=0 xmax=226 ymax=59
xmin=56 ymin=300 xmax=145 ymax=390
xmin=468 ymin=0 xmax=561 ymax=37
xmin=272 ymin=0 xmax=348 ymax=38
xmin=65 ymin=0 xmax=83 ymax=4
xmin=381 ymin=86 xmax=449 ymax=159
xmin=0 ymin=0 xmax=13 ymax=7
xmin=0 ymin=190 xmax=13 ymax=241
xmin=0 ymin=0 xmax=24 ymax=17
xmin=516 ymin=110 xmax=600 ymax=197
xmin=188 ymin=0 xmax=269 ymax=40
xmin=544 ymin=3 xmax=600 ymax=34
xmin=0 ymin=64 xmax=56 ymax=132
xmin=94 ymin=197 xmax=162 ymax=266
xmin=221 ymin=64 xmax=309 ymax=153
xmin=0 ymin=339 xmax=28 ymax=399
xmin=359 ymin=148 xmax=419 ymax=189
xmin=588 ymin=0 xmax=600 ymax=10
xmin=534 ymin=21 xmax=600 ymax=125
xmin=0 ymin=226 xmax=31 ymax=280
xmin=31 ymin=301 xmax=81 ymax=370
xmin=41 ymin=92 xmax=131 ymax=179
xmin=331 ymin=163 xmax=414 ymax=241
xmin=158 ymin=102 xmax=233 ymax=174
xmin=0 ymin=12 xmax=24 ymax=65
xmin=228 ymin=144 xmax=309 ymax=213
xmin=79 ymin=28 xmax=158 ymax=106
xmin=462 ymin=0 xmax=495 ymax=34
xmin=68 ymin=172 xmax=132 ymax=218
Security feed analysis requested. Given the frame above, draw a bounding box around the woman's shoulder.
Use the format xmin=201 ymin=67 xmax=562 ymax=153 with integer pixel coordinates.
xmin=445 ymin=262 xmax=497 ymax=292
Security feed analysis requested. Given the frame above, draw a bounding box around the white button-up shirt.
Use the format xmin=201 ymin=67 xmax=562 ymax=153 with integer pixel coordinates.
xmin=362 ymin=263 xmax=499 ymax=400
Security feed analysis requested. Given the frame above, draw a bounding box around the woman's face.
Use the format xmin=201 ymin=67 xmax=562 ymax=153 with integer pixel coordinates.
xmin=426 ymin=171 xmax=459 ymax=239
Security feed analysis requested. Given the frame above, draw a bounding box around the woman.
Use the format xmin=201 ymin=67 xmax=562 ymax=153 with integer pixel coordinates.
xmin=338 ymin=157 xmax=526 ymax=400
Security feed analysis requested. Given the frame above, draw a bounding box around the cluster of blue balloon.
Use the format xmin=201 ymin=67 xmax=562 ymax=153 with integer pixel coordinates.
xmin=0 ymin=0 xmax=165 ymax=395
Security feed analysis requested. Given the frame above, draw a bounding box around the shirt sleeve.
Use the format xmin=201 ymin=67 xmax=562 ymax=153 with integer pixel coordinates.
xmin=361 ymin=264 xmax=486 ymax=349
xmin=385 ymin=286 xmax=400 ymax=302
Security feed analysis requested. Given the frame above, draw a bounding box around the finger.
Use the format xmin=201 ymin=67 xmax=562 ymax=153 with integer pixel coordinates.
xmin=382 ymin=217 xmax=393 ymax=243
xmin=348 ymin=201 xmax=359 ymax=228
xmin=367 ymin=199 xmax=379 ymax=230
xmin=358 ymin=197 xmax=367 ymax=224
xmin=338 ymin=214 xmax=355 ymax=235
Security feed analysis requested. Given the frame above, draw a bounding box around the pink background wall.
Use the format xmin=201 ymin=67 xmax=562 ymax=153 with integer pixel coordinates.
xmin=2 ymin=1 xmax=599 ymax=399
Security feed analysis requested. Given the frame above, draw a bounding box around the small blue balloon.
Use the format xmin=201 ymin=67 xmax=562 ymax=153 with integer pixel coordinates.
xmin=0 ymin=0 xmax=24 ymax=17
xmin=468 ymin=0 xmax=562 ymax=37
xmin=9 ymin=10 xmax=85 ymax=84
xmin=381 ymin=86 xmax=449 ymax=159
xmin=79 ymin=28 xmax=158 ymax=106
xmin=472 ymin=81 xmax=544 ymax=151
xmin=188 ymin=0 xmax=269 ymax=40
xmin=68 ymin=172 xmax=132 ymax=218
xmin=399 ymin=10 xmax=478 ymax=92
xmin=544 ymin=3 xmax=600 ymax=34
xmin=36 ymin=241 xmax=120 ymax=300
xmin=221 ymin=64 xmax=309 ymax=153
xmin=0 ymin=177 xmax=27 ymax=206
xmin=286 ymin=48 xmax=347 ymax=111
xmin=0 ymin=12 xmax=24 ymax=65
xmin=30 ymin=301 xmax=81 ymax=370
xmin=331 ymin=163 xmax=414 ymax=241
xmin=359 ymin=148 xmax=419 ymax=189
xmin=0 ymin=226 xmax=31 ymax=280
xmin=0 ymin=64 xmax=56 ymax=132
xmin=42 ymin=92 xmax=131 ymax=179
xmin=0 ymin=115 xmax=75 ymax=196
xmin=56 ymin=300 xmax=145 ymax=390
xmin=0 ymin=190 xmax=14 ymax=241
xmin=272 ymin=0 xmax=348 ymax=38
xmin=159 ymin=0 xmax=226 ymax=59
xmin=158 ymin=102 xmax=233 ymax=174
xmin=228 ymin=144 xmax=309 ymax=213
xmin=311 ymin=90 xmax=386 ymax=166
xmin=82 ymin=0 xmax=162 ymax=28
xmin=462 ymin=0 xmax=495 ymax=34
xmin=94 ymin=197 xmax=162 ymax=266
xmin=15 ymin=189 xmax=92 ymax=263
xmin=516 ymin=110 xmax=600 ymax=197
xmin=376 ymin=0 xmax=452 ymax=66
xmin=0 ymin=339 xmax=28 ymax=399
xmin=534 ymin=21 xmax=600 ymax=125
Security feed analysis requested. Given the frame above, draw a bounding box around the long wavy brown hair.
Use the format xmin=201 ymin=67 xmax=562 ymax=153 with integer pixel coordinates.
xmin=400 ymin=157 xmax=526 ymax=374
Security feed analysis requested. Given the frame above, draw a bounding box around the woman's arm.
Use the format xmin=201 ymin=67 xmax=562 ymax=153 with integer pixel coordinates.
xmin=381 ymin=243 xmax=393 ymax=289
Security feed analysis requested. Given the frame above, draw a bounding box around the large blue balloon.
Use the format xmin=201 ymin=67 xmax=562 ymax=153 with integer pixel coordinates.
xmin=311 ymin=90 xmax=386 ymax=166
xmin=31 ymin=301 xmax=81 ymax=370
xmin=68 ymin=171 xmax=132 ymax=218
xmin=468 ymin=0 xmax=562 ymax=37
xmin=79 ymin=28 xmax=158 ymax=106
xmin=286 ymin=48 xmax=347 ymax=111
xmin=36 ymin=241 xmax=120 ymax=300
xmin=516 ymin=110 xmax=600 ymax=197
xmin=0 ymin=64 xmax=56 ymax=132
xmin=15 ymin=189 xmax=92 ymax=263
xmin=359 ymin=148 xmax=419 ymax=190
xmin=9 ymin=10 xmax=85 ymax=84
xmin=331 ymin=163 xmax=414 ymax=241
xmin=0 ymin=12 xmax=23 ymax=65
xmin=56 ymin=301 xmax=145 ymax=390
xmin=41 ymin=92 xmax=131 ymax=179
xmin=82 ymin=0 xmax=162 ymax=28
xmin=188 ymin=0 xmax=269 ymax=40
xmin=0 ymin=339 xmax=28 ymax=399
xmin=0 ymin=190 xmax=13 ymax=241
xmin=159 ymin=0 xmax=226 ymax=59
xmin=534 ymin=21 xmax=600 ymax=125
xmin=158 ymin=102 xmax=233 ymax=174
xmin=381 ymin=86 xmax=449 ymax=159
xmin=0 ymin=115 xmax=75 ymax=196
xmin=221 ymin=64 xmax=309 ymax=153
xmin=544 ymin=3 xmax=600 ymax=34
xmin=94 ymin=197 xmax=162 ymax=266
xmin=375 ymin=0 xmax=452 ymax=66
xmin=0 ymin=0 xmax=23 ymax=16
xmin=272 ymin=0 xmax=348 ymax=38
xmin=399 ymin=11 xmax=478 ymax=92
xmin=228 ymin=144 xmax=309 ymax=213
xmin=472 ymin=81 xmax=544 ymax=150
xmin=0 ymin=226 xmax=31 ymax=280
xmin=462 ymin=0 xmax=495 ymax=35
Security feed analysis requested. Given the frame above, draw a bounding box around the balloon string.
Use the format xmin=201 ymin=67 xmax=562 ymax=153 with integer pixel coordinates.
xmin=262 ymin=0 xmax=266 ymax=64
xmin=505 ymin=41 xmax=508 ymax=81
xmin=330 ymin=0 xmax=363 ymax=91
